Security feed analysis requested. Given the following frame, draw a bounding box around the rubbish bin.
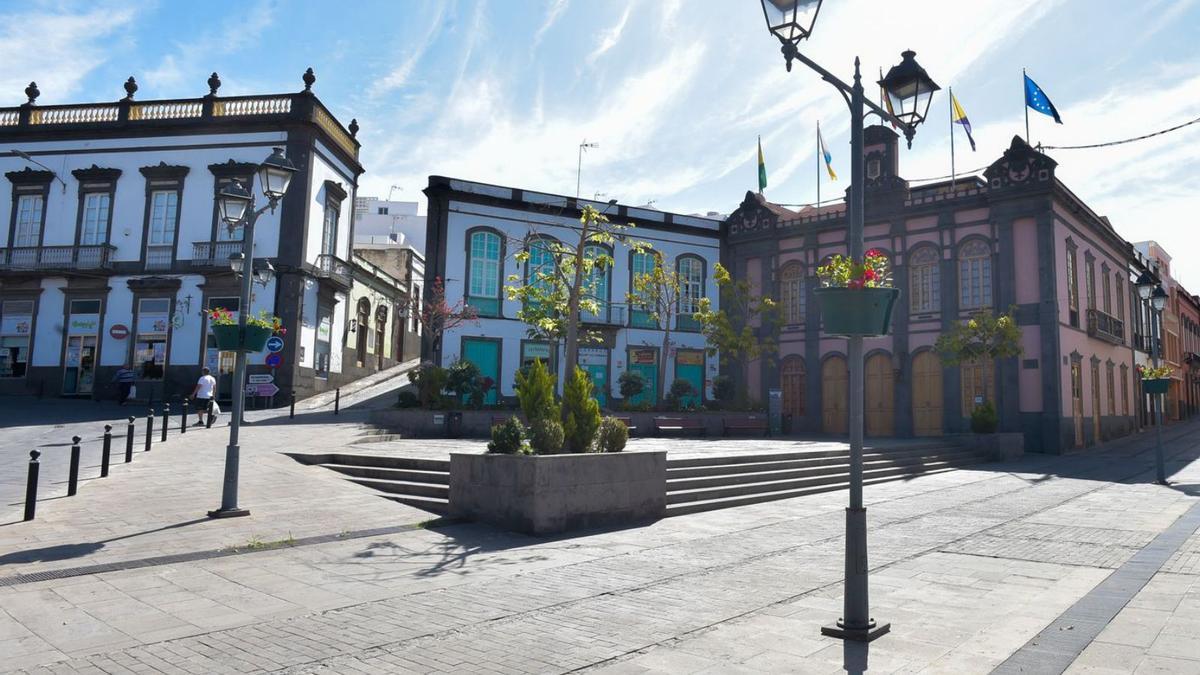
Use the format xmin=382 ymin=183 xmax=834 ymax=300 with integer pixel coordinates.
xmin=446 ymin=411 xmax=463 ymax=438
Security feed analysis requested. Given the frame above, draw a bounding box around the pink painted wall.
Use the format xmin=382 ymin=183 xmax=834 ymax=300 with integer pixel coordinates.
xmin=1019 ymin=325 xmax=1043 ymax=412
xmin=1013 ymin=217 xmax=1040 ymax=305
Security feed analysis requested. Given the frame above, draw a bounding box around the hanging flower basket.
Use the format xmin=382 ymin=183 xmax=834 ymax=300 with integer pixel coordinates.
xmin=1143 ymin=378 xmax=1170 ymax=395
xmin=211 ymin=324 xmax=273 ymax=352
xmin=814 ymin=287 xmax=901 ymax=337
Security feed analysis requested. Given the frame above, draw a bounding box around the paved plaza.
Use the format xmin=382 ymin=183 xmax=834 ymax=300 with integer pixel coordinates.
xmin=0 ymin=398 xmax=1198 ymax=673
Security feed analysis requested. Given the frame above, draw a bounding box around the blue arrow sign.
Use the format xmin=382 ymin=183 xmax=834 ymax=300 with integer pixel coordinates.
xmin=266 ymin=336 xmax=284 ymax=353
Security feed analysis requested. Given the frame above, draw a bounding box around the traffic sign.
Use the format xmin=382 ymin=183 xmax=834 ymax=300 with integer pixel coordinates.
xmin=248 ymin=374 xmax=274 ymax=384
xmin=254 ymin=383 xmax=280 ymax=397
xmin=245 ymin=384 xmax=258 ymax=395
xmin=109 ymin=324 xmax=129 ymax=340
xmin=266 ymin=336 xmax=284 ymax=353
xmin=265 ymin=352 xmax=283 ymax=368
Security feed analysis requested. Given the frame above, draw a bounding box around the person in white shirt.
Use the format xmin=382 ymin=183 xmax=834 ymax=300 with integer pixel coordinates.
xmin=190 ymin=367 xmax=218 ymax=427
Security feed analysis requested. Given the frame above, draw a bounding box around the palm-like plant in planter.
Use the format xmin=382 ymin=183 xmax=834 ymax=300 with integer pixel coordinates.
xmin=813 ymin=249 xmax=900 ymax=337
xmin=209 ymin=308 xmax=286 ymax=352
xmin=1138 ymin=364 xmax=1173 ymax=394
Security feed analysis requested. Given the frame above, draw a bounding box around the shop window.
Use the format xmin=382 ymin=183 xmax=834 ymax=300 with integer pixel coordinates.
xmin=135 ymin=298 xmax=171 ymax=379
xmin=0 ymin=300 xmax=34 ymax=378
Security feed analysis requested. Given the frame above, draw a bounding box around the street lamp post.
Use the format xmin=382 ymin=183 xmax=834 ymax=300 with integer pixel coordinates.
xmin=207 ymin=147 xmax=296 ymax=518
xmin=1135 ymin=273 xmax=1169 ymax=485
xmin=760 ymin=0 xmax=939 ymax=643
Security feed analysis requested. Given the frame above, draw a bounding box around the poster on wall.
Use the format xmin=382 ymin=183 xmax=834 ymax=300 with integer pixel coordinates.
xmin=579 ymin=348 xmax=607 ymax=366
xmin=137 ymin=312 xmax=169 ymax=334
xmin=1 ymin=315 xmax=31 ymax=335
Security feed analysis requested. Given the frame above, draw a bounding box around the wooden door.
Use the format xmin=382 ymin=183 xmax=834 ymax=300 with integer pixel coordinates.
xmin=822 ymin=355 xmax=848 ymax=434
xmin=1071 ymin=362 xmax=1084 ymax=448
xmin=1090 ymin=361 xmax=1102 ymax=444
xmin=782 ymin=357 xmax=805 ymax=419
xmin=911 ymin=351 xmax=944 ymax=436
xmin=865 ymin=353 xmax=895 ymax=436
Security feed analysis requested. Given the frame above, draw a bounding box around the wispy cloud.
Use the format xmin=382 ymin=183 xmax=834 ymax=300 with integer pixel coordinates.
xmin=144 ymin=0 xmax=277 ymax=96
xmin=533 ymin=0 xmax=569 ymax=50
xmin=370 ymin=3 xmax=447 ymax=97
xmin=587 ymin=3 xmax=633 ymax=65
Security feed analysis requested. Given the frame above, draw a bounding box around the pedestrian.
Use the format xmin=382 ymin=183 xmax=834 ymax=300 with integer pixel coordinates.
xmin=112 ymin=362 xmax=136 ymax=405
xmin=191 ymin=367 xmax=217 ymax=427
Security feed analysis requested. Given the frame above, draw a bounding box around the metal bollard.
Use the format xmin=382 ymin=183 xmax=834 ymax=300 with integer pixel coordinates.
xmin=290 ymin=391 xmax=296 ymax=419
xmin=161 ymin=403 xmax=170 ymax=443
xmin=206 ymin=400 xmax=214 ymax=428
xmin=125 ymin=416 xmax=135 ymax=462
xmin=145 ymin=409 xmax=154 ymax=452
xmin=180 ymin=397 xmax=188 ymax=435
xmin=68 ymin=435 xmax=81 ymax=497
xmin=334 ymin=388 xmax=340 ymax=415
xmin=24 ymin=450 xmax=40 ymax=521
xmin=101 ymin=424 xmax=112 ymax=478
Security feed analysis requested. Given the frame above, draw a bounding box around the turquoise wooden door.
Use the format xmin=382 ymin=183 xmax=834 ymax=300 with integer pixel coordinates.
xmin=462 ymin=338 xmax=500 ymax=405
xmin=584 ymin=364 xmax=607 ymax=408
xmin=674 ymin=350 xmax=704 ymax=408
xmin=629 ymin=362 xmax=657 ymax=406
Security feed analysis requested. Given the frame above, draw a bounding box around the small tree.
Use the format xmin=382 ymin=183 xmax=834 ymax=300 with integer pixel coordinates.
xmin=562 ymin=366 xmax=601 ymax=453
xmin=420 ymin=276 xmax=479 ymax=357
xmin=618 ymin=370 xmax=646 ymax=401
xmin=934 ymin=308 xmax=1023 ymax=412
xmin=515 ymin=358 xmax=560 ymax=425
xmin=627 ymin=254 xmax=685 ymax=403
xmin=693 ymin=262 xmax=782 ymax=366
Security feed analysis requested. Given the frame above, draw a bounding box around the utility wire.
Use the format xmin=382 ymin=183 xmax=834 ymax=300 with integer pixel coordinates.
xmin=1039 ymin=114 xmax=1200 ymax=150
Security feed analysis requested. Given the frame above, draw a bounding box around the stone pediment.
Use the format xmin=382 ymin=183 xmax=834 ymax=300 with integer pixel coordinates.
xmin=983 ymin=136 xmax=1057 ymax=190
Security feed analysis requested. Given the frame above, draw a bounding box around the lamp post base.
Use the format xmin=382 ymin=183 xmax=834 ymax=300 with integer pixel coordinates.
xmin=821 ymin=619 xmax=891 ymax=642
xmin=206 ymin=507 xmax=251 ymax=519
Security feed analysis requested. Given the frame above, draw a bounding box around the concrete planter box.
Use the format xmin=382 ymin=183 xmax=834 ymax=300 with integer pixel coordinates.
xmin=449 ymin=451 xmax=666 ymax=535
xmin=370 ymin=409 xmax=767 ymax=438
xmin=951 ymin=432 xmax=1025 ymax=461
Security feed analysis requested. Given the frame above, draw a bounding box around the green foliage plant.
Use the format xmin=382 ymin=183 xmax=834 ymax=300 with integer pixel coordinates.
xmin=562 ymin=366 xmax=601 ymax=453
xmin=529 ymin=417 xmax=565 ymax=455
xmin=711 ymin=375 xmax=735 ymax=404
xmin=618 ymin=370 xmax=646 ymax=401
xmin=515 ymin=358 xmax=560 ymax=425
xmin=693 ymin=263 xmax=783 ymax=367
xmin=1138 ymin=365 xmax=1173 ymax=380
xmin=446 ymin=359 xmax=483 ymax=407
xmin=627 ymin=253 xmax=683 ymax=400
xmin=970 ymin=400 xmax=999 ymax=434
xmin=595 ymin=416 xmax=629 ymax=453
xmin=408 ymin=362 xmax=449 ymax=409
xmin=815 ymin=249 xmax=892 ymax=289
xmin=666 ymin=378 xmax=696 ymax=412
xmin=934 ymin=308 xmax=1023 ymax=417
xmin=488 ymin=417 xmax=527 ymax=454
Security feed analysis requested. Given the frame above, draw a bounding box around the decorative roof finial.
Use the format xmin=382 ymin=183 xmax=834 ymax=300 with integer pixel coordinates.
xmin=349 ymin=118 xmax=359 ymax=137
xmin=207 ymin=72 xmax=221 ymax=96
xmin=302 ymin=67 xmax=315 ymax=92
xmin=123 ymin=76 xmax=138 ymax=100
xmin=24 ymin=82 xmax=39 ymax=105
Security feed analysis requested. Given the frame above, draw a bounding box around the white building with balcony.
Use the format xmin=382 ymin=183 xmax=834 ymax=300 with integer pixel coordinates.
xmin=422 ymin=176 xmax=722 ymax=407
xmin=0 ymin=70 xmax=362 ymax=403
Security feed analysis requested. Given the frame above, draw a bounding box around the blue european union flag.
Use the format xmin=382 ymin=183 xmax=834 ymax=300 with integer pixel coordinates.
xmin=1024 ymin=73 xmax=1063 ymax=124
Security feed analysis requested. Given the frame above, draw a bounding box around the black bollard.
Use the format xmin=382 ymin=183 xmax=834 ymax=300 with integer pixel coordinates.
xmin=145 ymin=409 xmax=154 ymax=452
xmin=125 ymin=416 xmax=135 ymax=462
xmin=334 ymin=388 xmax=340 ymax=415
xmin=23 ymin=450 xmax=40 ymax=521
xmin=290 ymin=391 xmax=296 ymax=419
xmin=101 ymin=424 xmax=112 ymax=478
xmin=180 ymin=397 xmax=188 ymax=435
xmin=68 ymin=435 xmax=81 ymax=497
xmin=161 ymin=403 xmax=170 ymax=443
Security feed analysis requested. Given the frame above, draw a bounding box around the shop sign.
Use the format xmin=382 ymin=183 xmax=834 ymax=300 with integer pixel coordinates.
xmin=579 ymin=348 xmax=607 ymax=366
xmin=68 ymin=314 xmax=99 ymax=335
xmin=677 ymin=350 xmax=705 ymax=366
xmin=630 ymin=348 xmax=656 ymax=365
xmin=1 ymin=316 xmax=31 ymax=335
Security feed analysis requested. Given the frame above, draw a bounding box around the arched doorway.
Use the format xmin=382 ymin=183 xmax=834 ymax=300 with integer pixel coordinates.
xmin=781 ymin=356 xmax=805 ymax=432
xmin=375 ymin=305 xmax=388 ymax=370
xmin=356 ymin=298 xmax=370 ymax=368
xmin=822 ymin=355 xmax=848 ymax=434
xmin=865 ymin=353 xmax=895 ymax=436
xmin=911 ymin=351 xmax=944 ymax=436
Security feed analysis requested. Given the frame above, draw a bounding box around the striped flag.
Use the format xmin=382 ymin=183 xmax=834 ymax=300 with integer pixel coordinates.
xmin=951 ymin=92 xmax=977 ymax=151
xmin=817 ymin=126 xmax=837 ymax=180
xmin=757 ymin=136 xmax=767 ymax=193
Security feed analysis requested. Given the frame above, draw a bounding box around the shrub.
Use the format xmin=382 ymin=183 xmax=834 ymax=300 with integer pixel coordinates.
xmin=618 ymin=370 xmax=646 ymax=401
xmin=396 ymin=390 xmax=420 ymax=408
xmin=562 ymin=366 xmax=601 ymax=453
xmin=408 ymin=362 xmax=449 ymax=409
xmin=515 ymin=358 xmax=559 ymax=424
xmin=712 ymin=375 xmax=735 ymax=404
xmin=970 ymin=401 xmax=999 ymax=434
xmin=595 ymin=416 xmax=628 ymax=453
xmin=666 ymin=378 xmax=697 ymax=411
xmin=487 ymin=417 xmax=526 ymax=454
xmin=446 ymin=359 xmax=482 ymax=407
xmin=529 ymin=417 xmax=565 ymax=455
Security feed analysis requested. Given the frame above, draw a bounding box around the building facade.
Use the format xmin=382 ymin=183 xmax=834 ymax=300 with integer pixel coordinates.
xmin=723 ymin=127 xmax=1140 ymax=453
xmin=423 ymin=176 xmax=722 ymax=406
xmin=0 ymin=71 xmax=362 ymax=403
xmin=353 ymin=197 xmax=426 ymax=252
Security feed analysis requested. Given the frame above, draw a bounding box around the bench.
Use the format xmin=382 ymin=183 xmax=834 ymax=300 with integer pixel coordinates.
xmin=613 ymin=415 xmax=638 ymax=437
xmin=653 ymin=416 xmax=706 ymax=437
xmin=723 ymin=414 xmax=769 ymax=437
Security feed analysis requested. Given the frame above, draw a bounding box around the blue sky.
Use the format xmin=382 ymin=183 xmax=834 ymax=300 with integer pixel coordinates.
xmin=4 ymin=0 xmax=1199 ymax=284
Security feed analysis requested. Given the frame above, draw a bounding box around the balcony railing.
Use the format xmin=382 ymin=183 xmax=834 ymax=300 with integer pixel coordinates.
xmin=191 ymin=241 xmax=244 ymax=268
xmin=1087 ymin=309 xmax=1125 ymax=345
xmin=0 ymin=245 xmax=117 ymax=271
xmin=316 ymin=254 xmax=352 ymax=288
xmin=145 ymin=245 xmax=174 ymax=271
xmin=580 ymin=302 xmax=627 ymax=326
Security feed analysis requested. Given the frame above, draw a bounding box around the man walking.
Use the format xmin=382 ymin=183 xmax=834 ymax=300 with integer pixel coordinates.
xmin=191 ymin=367 xmax=218 ymax=427
xmin=112 ymin=363 xmax=136 ymax=405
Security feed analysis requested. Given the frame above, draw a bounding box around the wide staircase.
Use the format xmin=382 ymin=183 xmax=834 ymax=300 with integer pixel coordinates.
xmin=665 ymin=440 xmax=989 ymax=516
xmin=288 ymin=439 xmax=989 ymax=519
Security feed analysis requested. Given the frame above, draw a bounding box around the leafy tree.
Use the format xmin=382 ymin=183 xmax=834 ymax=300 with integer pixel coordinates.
xmin=487 ymin=418 xmax=527 ymax=454
xmin=446 ymin=359 xmax=482 ymax=408
xmin=618 ymin=370 xmax=646 ymax=401
xmin=505 ymin=205 xmax=647 ymax=372
xmin=562 ymin=366 xmax=601 ymax=453
xmin=693 ymin=263 xmax=782 ymax=366
xmin=407 ymin=362 xmax=448 ymax=409
xmin=514 ymin=358 xmax=560 ymax=425
xmin=420 ymin=276 xmax=479 ymax=357
xmin=627 ymin=253 xmax=685 ymax=402
xmin=934 ymin=308 xmax=1023 ymax=409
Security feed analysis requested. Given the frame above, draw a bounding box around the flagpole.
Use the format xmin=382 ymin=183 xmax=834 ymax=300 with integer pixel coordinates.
xmin=758 ymin=135 xmax=763 ymax=195
xmin=949 ymin=86 xmax=956 ymax=192
xmin=816 ymin=121 xmax=821 ymax=210
xmin=1023 ymin=68 xmax=1030 ymax=144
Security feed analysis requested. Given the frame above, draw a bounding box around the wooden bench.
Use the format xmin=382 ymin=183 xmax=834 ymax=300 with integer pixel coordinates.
xmin=653 ymin=416 xmax=706 ymax=437
xmin=723 ymin=414 xmax=770 ymax=437
xmin=613 ymin=415 xmax=638 ymax=437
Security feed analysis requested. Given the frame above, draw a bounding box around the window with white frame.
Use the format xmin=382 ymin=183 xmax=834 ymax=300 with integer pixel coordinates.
xmin=148 ymin=190 xmax=178 ymax=246
xmin=468 ymin=230 xmax=502 ymax=316
xmin=958 ymin=240 xmax=992 ymax=309
xmin=678 ymin=256 xmax=704 ymax=330
xmin=909 ymin=246 xmax=941 ymax=313
xmin=321 ymin=200 xmax=338 ymax=257
xmin=13 ymin=195 xmax=43 ymax=247
xmin=629 ymin=251 xmax=659 ymax=328
xmin=781 ymin=263 xmax=805 ymax=325
xmin=79 ymin=193 xmax=110 ymax=245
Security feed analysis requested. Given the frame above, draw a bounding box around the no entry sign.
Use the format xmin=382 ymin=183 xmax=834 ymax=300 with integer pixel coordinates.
xmin=109 ymin=324 xmax=129 ymax=340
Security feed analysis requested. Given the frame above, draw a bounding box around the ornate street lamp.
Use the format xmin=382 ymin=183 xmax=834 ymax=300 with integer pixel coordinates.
xmin=1135 ymin=271 xmax=1155 ymax=301
xmin=208 ymin=148 xmax=296 ymax=519
xmin=760 ymin=3 xmax=937 ymax=643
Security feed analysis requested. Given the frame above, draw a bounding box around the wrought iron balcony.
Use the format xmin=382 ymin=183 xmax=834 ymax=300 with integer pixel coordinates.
xmin=191 ymin=241 xmax=244 ymax=268
xmin=1087 ymin=309 xmax=1125 ymax=345
xmin=315 ymin=254 xmax=352 ymax=288
xmin=0 ymin=245 xmax=116 ymax=271
xmin=580 ymin=302 xmax=627 ymax=327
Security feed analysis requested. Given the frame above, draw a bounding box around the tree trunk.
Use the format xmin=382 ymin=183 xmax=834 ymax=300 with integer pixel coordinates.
xmin=659 ymin=325 xmax=671 ymax=405
xmin=563 ymin=223 xmax=590 ymax=378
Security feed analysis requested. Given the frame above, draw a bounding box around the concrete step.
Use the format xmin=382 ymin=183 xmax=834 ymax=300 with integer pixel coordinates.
xmin=351 ymin=434 xmax=407 ymax=444
xmin=665 ymin=443 xmax=962 ymax=468
xmin=666 ymin=450 xmax=985 ymax=491
xmin=344 ymin=477 xmax=449 ymax=499
xmin=665 ymin=457 xmax=983 ymax=505
xmin=666 ymin=447 xmax=969 ymax=478
xmin=665 ymin=467 xmax=960 ymax=517
xmin=286 ymin=452 xmax=450 ymax=472
xmin=382 ymin=494 xmax=450 ymax=515
xmin=322 ymin=463 xmax=449 ymax=485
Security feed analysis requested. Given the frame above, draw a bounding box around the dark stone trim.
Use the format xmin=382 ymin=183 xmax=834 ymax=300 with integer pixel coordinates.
xmin=138 ymin=162 xmax=190 ymax=182
xmin=5 ymin=167 xmax=53 ymax=186
xmin=323 ymin=179 xmax=348 ymax=204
